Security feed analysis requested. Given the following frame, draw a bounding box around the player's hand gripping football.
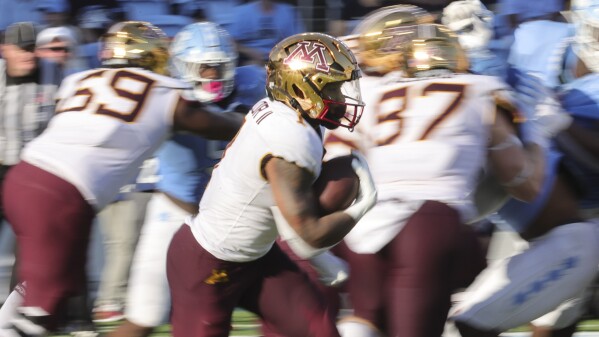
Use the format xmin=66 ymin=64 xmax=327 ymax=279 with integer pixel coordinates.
xmin=343 ymin=151 xmax=377 ymax=222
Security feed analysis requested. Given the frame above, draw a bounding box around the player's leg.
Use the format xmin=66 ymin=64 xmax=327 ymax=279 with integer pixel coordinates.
xmin=385 ymin=200 xmax=485 ymax=337
xmin=94 ymin=195 xmax=138 ymax=321
xmin=451 ymin=222 xmax=599 ymax=336
xmin=2 ymin=161 xmax=95 ymax=332
xmin=335 ymin=242 xmax=387 ymax=337
xmin=167 ymin=224 xmax=256 ymax=337
xmin=243 ymin=243 xmax=340 ymax=337
xmin=109 ymin=193 xmax=190 ymax=337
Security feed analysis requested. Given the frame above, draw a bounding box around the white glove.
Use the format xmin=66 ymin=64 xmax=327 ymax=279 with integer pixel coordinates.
xmin=271 ymin=206 xmax=331 ymax=259
xmin=309 ymin=251 xmax=349 ymax=287
xmin=343 ymin=151 xmax=377 ymax=222
xmin=515 ymin=72 xmax=572 ymax=147
xmin=533 ymin=96 xmax=573 ymax=138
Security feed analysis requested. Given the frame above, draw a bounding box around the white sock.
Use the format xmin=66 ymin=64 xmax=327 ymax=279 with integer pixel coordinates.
xmin=337 ymin=318 xmax=382 ymax=337
xmin=0 ymin=289 xmax=23 ymax=329
xmin=309 ymin=251 xmax=349 ymax=287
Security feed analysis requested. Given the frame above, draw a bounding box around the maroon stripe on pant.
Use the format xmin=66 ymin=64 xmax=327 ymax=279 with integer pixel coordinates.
xmin=2 ymin=161 xmax=95 ymax=325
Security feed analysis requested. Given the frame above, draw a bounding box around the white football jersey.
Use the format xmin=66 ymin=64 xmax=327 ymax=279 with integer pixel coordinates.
xmin=188 ymin=98 xmax=325 ymax=262
xmin=337 ymin=73 xmax=515 ymax=253
xmin=22 ymin=67 xmax=190 ymax=210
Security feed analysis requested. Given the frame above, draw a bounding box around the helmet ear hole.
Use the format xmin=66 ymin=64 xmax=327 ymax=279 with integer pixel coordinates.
xmin=292 ymin=84 xmax=305 ymax=99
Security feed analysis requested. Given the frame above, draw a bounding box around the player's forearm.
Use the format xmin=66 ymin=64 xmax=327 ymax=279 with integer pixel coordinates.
xmin=504 ymin=143 xmax=544 ymax=202
xmin=298 ymin=213 xmax=357 ymax=249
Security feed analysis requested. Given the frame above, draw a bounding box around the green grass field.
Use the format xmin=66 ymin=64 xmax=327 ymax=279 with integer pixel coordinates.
xmin=54 ymin=311 xmax=599 ymax=337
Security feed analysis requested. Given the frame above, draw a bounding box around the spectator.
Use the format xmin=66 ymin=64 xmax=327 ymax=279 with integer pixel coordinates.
xmin=35 ymin=26 xmax=83 ymax=83
xmin=0 ymin=22 xmax=57 ymax=234
xmin=229 ymin=0 xmax=305 ymax=66
xmin=37 ymin=0 xmax=71 ymax=27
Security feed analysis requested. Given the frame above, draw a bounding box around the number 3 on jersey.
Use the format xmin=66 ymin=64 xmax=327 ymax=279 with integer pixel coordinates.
xmin=376 ymin=83 xmax=466 ymax=146
xmin=56 ymin=69 xmax=155 ymax=123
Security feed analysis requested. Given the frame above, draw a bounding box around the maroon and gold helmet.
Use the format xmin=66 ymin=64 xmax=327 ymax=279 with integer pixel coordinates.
xmin=266 ymin=32 xmax=365 ymax=130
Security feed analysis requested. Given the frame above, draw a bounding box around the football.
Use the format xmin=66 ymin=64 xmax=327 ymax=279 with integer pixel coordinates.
xmin=313 ymin=155 xmax=360 ymax=215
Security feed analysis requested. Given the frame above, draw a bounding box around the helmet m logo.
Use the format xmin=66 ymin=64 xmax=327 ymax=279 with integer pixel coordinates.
xmin=284 ymin=41 xmax=330 ymax=72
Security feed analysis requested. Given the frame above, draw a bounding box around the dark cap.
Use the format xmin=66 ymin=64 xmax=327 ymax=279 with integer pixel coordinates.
xmin=4 ymin=22 xmax=38 ymax=50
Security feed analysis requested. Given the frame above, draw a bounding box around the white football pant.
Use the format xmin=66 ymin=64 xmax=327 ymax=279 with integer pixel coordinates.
xmin=450 ymin=221 xmax=599 ymax=331
xmin=125 ymin=193 xmax=190 ymax=327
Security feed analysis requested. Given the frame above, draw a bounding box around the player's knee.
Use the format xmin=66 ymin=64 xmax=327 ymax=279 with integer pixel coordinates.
xmin=548 ymin=222 xmax=599 ymax=281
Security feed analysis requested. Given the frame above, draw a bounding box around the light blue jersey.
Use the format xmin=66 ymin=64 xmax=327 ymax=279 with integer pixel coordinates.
xmin=508 ymin=20 xmax=574 ymax=88
xmin=558 ymin=73 xmax=599 ymax=209
xmin=156 ymin=66 xmax=266 ymax=204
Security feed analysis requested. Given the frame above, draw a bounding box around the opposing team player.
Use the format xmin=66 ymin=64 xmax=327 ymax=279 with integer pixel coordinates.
xmin=441 ymin=0 xmax=508 ymax=78
xmin=0 ymin=21 xmax=244 ymax=337
xmin=165 ymin=32 xmax=377 ymax=337
xmin=450 ymin=1 xmax=599 ymax=335
xmin=327 ymin=23 xmax=552 ymax=337
xmin=106 ymin=21 xmax=260 ymax=337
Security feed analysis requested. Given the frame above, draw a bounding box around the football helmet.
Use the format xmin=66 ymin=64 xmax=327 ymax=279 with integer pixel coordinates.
xmin=100 ymin=21 xmax=169 ymax=75
xmin=266 ymin=32 xmax=364 ymax=130
xmin=352 ymin=5 xmax=434 ymax=75
xmin=441 ymin=0 xmax=493 ymax=53
xmin=170 ymin=22 xmax=238 ymax=103
xmin=571 ymin=0 xmax=599 ymax=73
xmin=403 ymin=23 xmax=470 ymax=77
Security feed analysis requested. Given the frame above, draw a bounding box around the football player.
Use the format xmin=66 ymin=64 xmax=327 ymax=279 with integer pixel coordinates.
xmin=165 ymin=32 xmax=377 ymax=337
xmin=0 ymin=21 xmax=244 ymax=337
xmin=328 ymin=23 xmax=555 ymax=337
xmin=106 ymin=21 xmax=260 ymax=337
xmin=441 ymin=0 xmax=508 ymax=78
xmin=450 ymin=1 xmax=599 ymax=335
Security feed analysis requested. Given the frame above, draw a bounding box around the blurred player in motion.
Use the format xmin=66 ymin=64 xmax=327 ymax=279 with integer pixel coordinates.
xmin=441 ymin=0 xmax=508 ymax=78
xmin=325 ymin=22 xmax=551 ymax=337
xmin=0 ymin=21 xmax=243 ymax=337
xmin=450 ymin=0 xmax=599 ymax=335
xmin=107 ymin=21 xmax=264 ymax=337
xmin=165 ymin=32 xmax=377 ymax=337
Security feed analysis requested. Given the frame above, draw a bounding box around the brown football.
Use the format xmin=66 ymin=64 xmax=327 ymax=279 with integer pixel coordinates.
xmin=313 ymin=155 xmax=359 ymax=215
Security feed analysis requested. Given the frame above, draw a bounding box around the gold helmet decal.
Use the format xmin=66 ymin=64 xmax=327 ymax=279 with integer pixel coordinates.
xmin=283 ymin=41 xmax=330 ymax=72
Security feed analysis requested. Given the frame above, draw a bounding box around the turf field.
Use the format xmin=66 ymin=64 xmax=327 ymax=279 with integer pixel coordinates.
xmin=80 ymin=313 xmax=599 ymax=337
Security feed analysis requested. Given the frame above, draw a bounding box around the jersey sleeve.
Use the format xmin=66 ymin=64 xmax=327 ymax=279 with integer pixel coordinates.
xmin=253 ymin=102 xmax=323 ymax=176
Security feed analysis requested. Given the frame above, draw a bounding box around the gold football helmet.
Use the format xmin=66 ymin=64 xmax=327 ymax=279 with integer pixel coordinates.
xmin=352 ymin=5 xmax=434 ymax=75
xmin=403 ymin=23 xmax=470 ymax=77
xmin=100 ymin=21 xmax=169 ymax=75
xmin=266 ymin=32 xmax=364 ymax=130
